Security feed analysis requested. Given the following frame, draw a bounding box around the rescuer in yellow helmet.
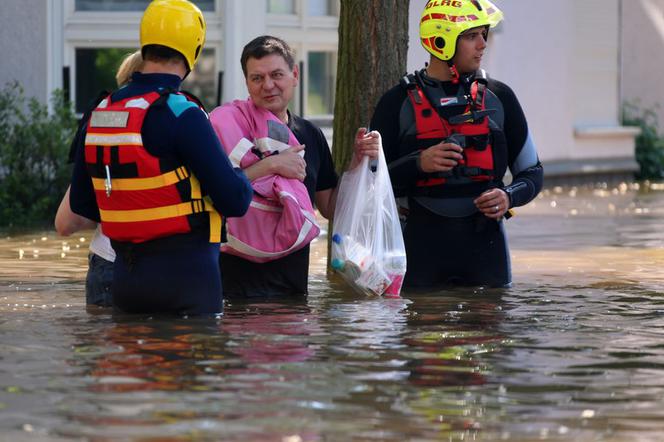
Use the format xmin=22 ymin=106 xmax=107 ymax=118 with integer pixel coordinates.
xmin=67 ymin=0 xmax=253 ymax=315
xmin=140 ymin=0 xmax=206 ymax=76
xmin=369 ymin=0 xmax=543 ymax=289
xmin=419 ymin=0 xmax=503 ymax=82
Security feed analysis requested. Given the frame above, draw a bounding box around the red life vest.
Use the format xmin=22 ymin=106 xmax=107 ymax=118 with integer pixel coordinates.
xmin=406 ymin=77 xmax=497 ymax=189
xmin=83 ymin=91 xmax=222 ymax=244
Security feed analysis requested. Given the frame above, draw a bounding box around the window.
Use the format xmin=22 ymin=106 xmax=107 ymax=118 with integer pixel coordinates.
xmin=308 ymin=0 xmax=337 ymax=16
xmin=75 ymin=0 xmax=215 ymax=12
xmin=267 ymin=0 xmax=295 ymax=14
xmin=74 ymin=47 xmax=217 ymax=113
xmin=75 ymin=48 xmax=135 ymax=113
xmin=182 ymin=48 xmax=217 ymax=111
xmin=307 ymin=51 xmax=336 ymax=116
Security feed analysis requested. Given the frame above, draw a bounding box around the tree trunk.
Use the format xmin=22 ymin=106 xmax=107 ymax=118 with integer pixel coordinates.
xmin=332 ymin=0 xmax=410 ymax=173
xmin=327 ymin=0 xmax=410 ymax=271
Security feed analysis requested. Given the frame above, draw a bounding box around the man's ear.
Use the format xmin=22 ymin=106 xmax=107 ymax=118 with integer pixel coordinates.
xmin=292 ymin=64 xmax=300 ymax=85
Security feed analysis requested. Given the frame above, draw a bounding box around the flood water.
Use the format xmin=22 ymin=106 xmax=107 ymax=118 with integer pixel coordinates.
xmin=1 ymin=183 xmax=664 ymax=441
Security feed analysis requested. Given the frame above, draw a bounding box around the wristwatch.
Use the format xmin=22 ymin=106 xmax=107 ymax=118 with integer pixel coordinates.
xmin=503 ymin=181 xmax=528 ymax=208
xmin=502 ymin=186 xmax=515 ymax=208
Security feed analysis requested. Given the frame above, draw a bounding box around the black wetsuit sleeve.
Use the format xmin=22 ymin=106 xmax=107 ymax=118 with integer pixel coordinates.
xmin=490 ymin=80 xmax=543 ymax=208
xmin=172 ymin=108 xmax=253 ymax=217
xmin=68 ymin=91 xmax=109 ymax=163
xmin=68 ymin=112 xmax=91 ymax=164
xmin=69 ymin=123 xmax=101 ymax=222
xmin=370 ymin=85 xmax=421 ymax=192
xmin=68 ymin=94 xmax=111 ymax=221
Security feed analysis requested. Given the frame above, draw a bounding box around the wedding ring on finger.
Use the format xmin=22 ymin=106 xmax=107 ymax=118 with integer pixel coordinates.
xmin=494 ymin=205 xmax=500 ymax=213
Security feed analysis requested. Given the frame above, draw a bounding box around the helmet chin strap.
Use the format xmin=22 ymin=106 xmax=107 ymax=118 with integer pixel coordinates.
xmin=447 ymin=60 xmax=460 ymax=84
xmin=444 ymin=25 xmax=489 ymax=84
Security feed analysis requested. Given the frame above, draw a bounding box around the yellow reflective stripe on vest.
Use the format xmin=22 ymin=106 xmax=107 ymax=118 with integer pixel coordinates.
xmin=189 ymin=174 xmax=202 ymax=200
xmin=204 ymin=196 xmax=222 ymax=243
xmin=100 ymin=200 xmax=205 ymax=223
xmin=91 ymin=166 xmax=189 ymax=191
xmin=85 ymin=133 xmax=143 ymax=146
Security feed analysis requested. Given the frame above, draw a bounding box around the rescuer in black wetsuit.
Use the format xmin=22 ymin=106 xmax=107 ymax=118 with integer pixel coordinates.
xmin=370 ymin=0 xmax=543 ymax=289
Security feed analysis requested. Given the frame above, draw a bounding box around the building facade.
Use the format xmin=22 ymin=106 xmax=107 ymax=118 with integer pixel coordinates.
xmin=0 ymin=0 xmax=339 ymax=118
xmin=1 ymin=0 xmax=658 ymax=182
xmin=621 ymin=0 xmax=664 ymax=131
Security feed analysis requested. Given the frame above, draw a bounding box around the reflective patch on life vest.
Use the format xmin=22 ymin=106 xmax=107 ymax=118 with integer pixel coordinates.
xmin=99 ymin=200 xmax=205 ymax=223
xmin=85 ymin=133 xmax=143 ymax=146
xmin=90 ymin=111 xmax=129 ymax=128
xmin=90 ymin=166 xmax=189 ymax=192
xmin=125 ymin=97 xmax=150 ymax=109
xmin=440 ymin=97 xmax=459 ymax=107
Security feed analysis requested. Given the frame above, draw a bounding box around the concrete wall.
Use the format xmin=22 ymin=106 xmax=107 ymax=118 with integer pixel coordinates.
xmin=223 ymin=0 xmax=268 ymax=102
xmin=0 ymin=0 xmax=48 ymax=102
xmin=482 ymin=0 xmax=575 ymax=165
xmin=622 ymin=0 xmax=664 ymax=130
xmin=565 ymin=0 xmax=638 ymax=178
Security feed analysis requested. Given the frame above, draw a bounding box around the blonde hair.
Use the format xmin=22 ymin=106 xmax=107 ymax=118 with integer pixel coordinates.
xmin=115 ymin=50 xmax=143 ymax=86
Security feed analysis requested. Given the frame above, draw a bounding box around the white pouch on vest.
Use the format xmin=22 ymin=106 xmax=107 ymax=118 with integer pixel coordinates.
xmin=331 ymin=133 xmax=407 ymax=296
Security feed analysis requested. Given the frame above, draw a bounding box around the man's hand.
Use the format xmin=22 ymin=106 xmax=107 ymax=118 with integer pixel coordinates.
xmin=474 ymin=188 xmax=510 ymax=219
xmin=419 ymin=141 xmax=464 ymax=173
xmin=349 ymin=127 xmax=380 ymax=169
xmin=269 ymin=144 xmax=307 ymax=181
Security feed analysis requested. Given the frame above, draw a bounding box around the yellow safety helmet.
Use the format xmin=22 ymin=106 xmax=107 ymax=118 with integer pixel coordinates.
xmin=140 ymin=0 xmax=206 ymax=71
xmin=420 ymin=0 xmax=503 ymax=62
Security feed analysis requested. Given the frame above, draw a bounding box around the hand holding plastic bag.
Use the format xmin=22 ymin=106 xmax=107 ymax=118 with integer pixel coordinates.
xmin=331 ymin=132 xmax=406 ymax=296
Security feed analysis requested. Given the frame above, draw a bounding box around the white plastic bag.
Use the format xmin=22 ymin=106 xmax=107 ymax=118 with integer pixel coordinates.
xmin=331 ymin=134 xmax=407 ymax=296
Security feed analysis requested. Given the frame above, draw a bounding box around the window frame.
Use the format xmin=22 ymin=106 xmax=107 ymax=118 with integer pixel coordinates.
xmin=305 ymin=0 xmax=339 ymax=18
xmin=267 ymin=0 xmax=338 ymax=28
xmin=265 ymin=1 xmax=339 ymax=118
xmin=62 ymin=0 xmax=223 ymax=116
xmin=303 ymin=46 xmax=339 ymax=119
xmin=302 ymin=46 xmax=337 ymax=118
xmin=72 ymin=0 xmax=217 ymax=13
xmin=267 ymin=0 xmax=298 ymax=17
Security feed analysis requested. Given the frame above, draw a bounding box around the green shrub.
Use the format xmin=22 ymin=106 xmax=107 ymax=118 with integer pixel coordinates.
xmin=0 ymin=81 xmax=77 ymax=228
xmin=623 ymin=102 xmax=664 ymax=181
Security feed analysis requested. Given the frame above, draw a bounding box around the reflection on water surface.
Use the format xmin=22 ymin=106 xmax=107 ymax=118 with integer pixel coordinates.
xmin=1 ymin=183 xmax=664 ymax=441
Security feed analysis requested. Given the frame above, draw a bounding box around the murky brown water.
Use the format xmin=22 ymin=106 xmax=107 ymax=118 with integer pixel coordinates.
xmin=1 ymin=183 xmax=664 ymax=441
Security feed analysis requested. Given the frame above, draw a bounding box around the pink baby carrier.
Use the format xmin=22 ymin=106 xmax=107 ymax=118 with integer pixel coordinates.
xmin=209 ymin=99 xmax=320 ymax=263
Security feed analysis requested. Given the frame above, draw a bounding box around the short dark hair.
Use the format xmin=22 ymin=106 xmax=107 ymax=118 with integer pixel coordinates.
xmin=240 ymin=35 xmax=295 ymax=78
xmin=142 ymin=44 xmax=188 ymax=69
